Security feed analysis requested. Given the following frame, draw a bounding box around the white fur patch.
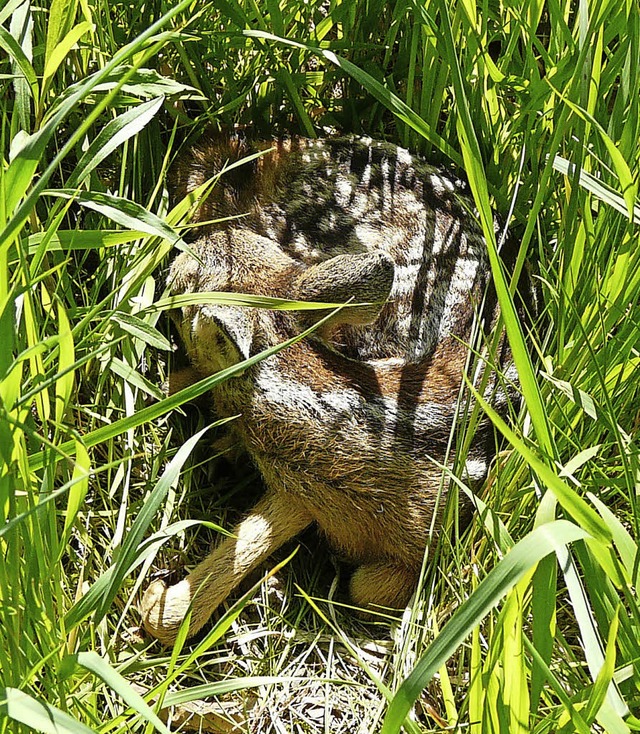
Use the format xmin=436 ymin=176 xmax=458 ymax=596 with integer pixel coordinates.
xmin=334 ymin=176 xmax=353 ymax=208
xmin=395 ymin=146 xmax=413 ymax=166
xmin=464 ymin=458 xmax=488 ymax=482
xmin=381 ymin=157 xmax=391 ymax=213
xmin=430 ymin=173 xmax=446 ymax=195
xmin=360 ymin=161 xmax=372 ymax=188
xmin=255 ymin=360 xmax=453 ymax=436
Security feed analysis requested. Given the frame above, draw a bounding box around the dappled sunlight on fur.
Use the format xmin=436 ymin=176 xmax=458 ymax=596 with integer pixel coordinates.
xmin=141 ymin=137 xmax=522 ymax=644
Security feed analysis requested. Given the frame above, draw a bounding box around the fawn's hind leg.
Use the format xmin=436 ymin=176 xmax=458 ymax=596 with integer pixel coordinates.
xmin=349 ymin=562 xmax=419 ymax=617
xmin=141 ymin=492 xmax=312 ymax=645
xmin=166 ymin=366 xmax=202 ymax=395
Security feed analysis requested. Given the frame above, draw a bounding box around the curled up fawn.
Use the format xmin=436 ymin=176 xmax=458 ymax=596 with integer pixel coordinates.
xmin=140 ymin=136 xmax=520 ymax=645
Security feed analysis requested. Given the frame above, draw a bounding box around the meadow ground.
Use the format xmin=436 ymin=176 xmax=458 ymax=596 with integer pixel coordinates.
xmin=1 ymin=0 xmax=639 ymax=731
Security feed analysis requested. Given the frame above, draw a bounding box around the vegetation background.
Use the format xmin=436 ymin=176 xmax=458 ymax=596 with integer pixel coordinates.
xmin=1 ymin=0 xmax=639 ymax=731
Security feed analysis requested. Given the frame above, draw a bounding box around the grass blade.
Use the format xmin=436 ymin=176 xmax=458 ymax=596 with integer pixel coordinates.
xmin=41 ymin=22 xmax=92 ymax=100
xmin=67 ymin=97 xmax=164 ymax=189
xmin=381 ymin=521 xmax=590 ymax=733
xmin=242 ymin=29 xmax=462 ymax=165
xmin=42 ymin=189 xmax=183 ymax=246
xmin=0 ymin=24 xmax=38 ymax=104
xmin=29 ymin=304 xmax=344 ymax=472
xmin=75 ymin=652 xmax=170 ymax=734
xmin=0 ymin=688 xmax=96 ymax=734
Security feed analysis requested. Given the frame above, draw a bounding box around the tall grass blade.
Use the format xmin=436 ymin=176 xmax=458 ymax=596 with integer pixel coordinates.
xmin=242 ymin=30 xmax=462 ymax=165
xmin=381 ymin=521 xmax=590 ymax=733
xmin=74 ymin=652 xmax=170 ymax=734
xmin=0 ymin=688 xmax=95 ymax=734
xmin=8 ymin=1 xmax=34 ymax=131
xmin=67 ymin=97 xmax=164 ymax=188
xmin=111 ymin=312 xmax=172 ymax=352
xmin=71 ymin=424 xmax=214 ymax=627
xmin=552 ymin=156 xmax=640 ymax=223
xmin=41 ymin=22 xmax=92 ymax=100
xmin=42 ymin=190 xmax=183 ymax=246
xmin=0 ymin=25 xmax=38 ymax=105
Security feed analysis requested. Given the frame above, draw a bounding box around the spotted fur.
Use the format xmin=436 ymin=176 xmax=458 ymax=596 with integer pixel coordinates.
xmin=141 ymin=137 xmax=516 ymax=644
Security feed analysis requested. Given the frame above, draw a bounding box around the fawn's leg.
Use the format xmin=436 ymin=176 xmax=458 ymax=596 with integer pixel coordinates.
xmin=349 ymin=562 xmax=419 ymax=618
xmin=141 ymin=492 xmax=312 ymax=645
xmin=166 ymin=366 xmax=201 ymax=395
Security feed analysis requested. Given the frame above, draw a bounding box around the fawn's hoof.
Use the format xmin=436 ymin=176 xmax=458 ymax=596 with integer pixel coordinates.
xmin=140 ymin=579 xmax=183 ymax=645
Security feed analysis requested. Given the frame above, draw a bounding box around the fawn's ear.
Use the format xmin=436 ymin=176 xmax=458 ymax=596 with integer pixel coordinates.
xmin=292 ymin=252 xmax=394 ymax=329
xmin=188 ymin=304 xmax=253 ymax=372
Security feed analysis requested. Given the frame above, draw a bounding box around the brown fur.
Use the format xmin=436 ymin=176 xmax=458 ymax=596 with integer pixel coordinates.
xmin=141 ymin=137 xmax=517 ymax=644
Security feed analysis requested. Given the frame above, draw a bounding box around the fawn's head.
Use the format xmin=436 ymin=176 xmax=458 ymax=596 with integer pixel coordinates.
xmin=168 ymin=228 xmax=395 ymax=374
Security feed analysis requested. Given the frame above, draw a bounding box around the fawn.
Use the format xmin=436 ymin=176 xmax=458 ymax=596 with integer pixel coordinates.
xmin=141 ymin=137 xmax=517 ymax=644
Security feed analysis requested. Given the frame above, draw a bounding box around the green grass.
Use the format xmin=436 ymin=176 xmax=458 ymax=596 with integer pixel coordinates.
xmin=1 ymin=0 xmax=640 ymax=731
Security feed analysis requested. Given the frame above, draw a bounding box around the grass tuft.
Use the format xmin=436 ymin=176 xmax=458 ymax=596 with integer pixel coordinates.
xmin=1 ymin=0 xmax=639 ymax=731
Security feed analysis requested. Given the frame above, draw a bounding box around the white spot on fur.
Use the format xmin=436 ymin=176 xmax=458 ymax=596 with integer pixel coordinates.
xmin=437 ymin=256 xmax=481 ymax=339
xmin=354 ymin=223 xmax=384 ymax=248
xmin=321 ymin=389 xmax=362 ymax=413
xmin=256 ymin=360 xmax=453 ymax=435
xmin=503 ymin=363 xmax=519 ymax=382
xmin=381 ymin=158 xmax=391 ymax=213
xmin=430 ymin=173 xmax=446 ymax=195
xmin=289 ymin=234 xmax=322 ymax=263
xmin=334 ymin=176 xmax=353 ymax=208
xmin=396 ymin=146 xmax=413 ymax=166
xmin=392 ymin=263 xmax=420 ymax=295
xmin=464 ymin=458 xmax=487 ymax=481
xmin=368 ymin=356 xmax=406 ymax=367
xmin=361 ymin=162 xmax=372 ymax=188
